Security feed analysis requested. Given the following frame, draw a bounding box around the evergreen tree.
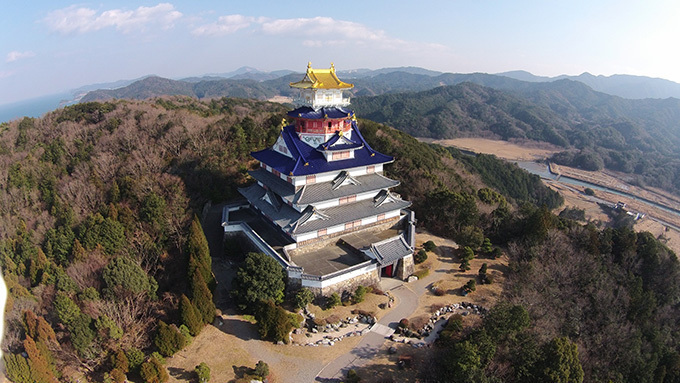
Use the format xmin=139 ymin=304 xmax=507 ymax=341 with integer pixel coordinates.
xmin=230 ymin=252 xmax=286 ymax=311
xmin=23 ymin=336 xmax=57 ymax=383
xmin=153 ymin=321 xmax=186 ymax=357
xmin=111 ymin=349 xmax=129 ymax=373
xmin=186 ymin=216 xmax=213 ymax=287
xmin=538 ymin=337 xmax=584 ymax=383
xmin=190 ymin=269 xmax=216 ymax=324
xmin=140 ymin=356 xmax=169 ymax=383
xmin=179 ymin=294 xmax=203 ymax=336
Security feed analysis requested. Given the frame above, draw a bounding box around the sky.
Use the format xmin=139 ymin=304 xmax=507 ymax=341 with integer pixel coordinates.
xmin=1 ymin=0 xmax=680 ymax=105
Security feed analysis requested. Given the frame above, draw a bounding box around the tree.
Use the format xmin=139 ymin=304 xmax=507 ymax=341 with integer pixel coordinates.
xmin=110 ymin=368 xmax=126 ymax=383
xmin=538 ymin=337 xmax=584 ymax=383
xmin=195 ymin=362 xmax=211 ymax=383
xmin=353 ymin=285 xmax=368 ymax=304
xmin=154 ymin=321 xmax=186 ymax=357
xmin=326 ymin=292 xmax=341 ymax=309
xmin=102 ymin=256 xmax=158 ymax=299
xmin=253 ymin=360 xmax=269 ymax=380
xmin=112 ymin=349 xmax=130 ymax=373
xmin=254 ymin=300 xmax=298 ymax=343
xmin=190 ymin=269 xmax=216 ymax=324
xmin=294 ymin=288 xmax=314 ymax=310
xmin=346 ymin=368 xmax=361 ymax=383
xmin=415 ymin=249 xmax=428 ymax=264
xmin=186 ymin=216 xmax=213 ymax=288
xmin=424 ymin=240 xmax=437 ymax=252
xmin=140 ymin=356 xmax=169 ymax=383
xmin=230 ymin=252 xmax=286 ymax=311
xmin=179 ymin=294 xmax=203 ymax=336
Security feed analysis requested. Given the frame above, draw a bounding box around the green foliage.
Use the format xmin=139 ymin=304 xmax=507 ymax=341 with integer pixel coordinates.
xmin=186 ymin=216 xmax=211 ymax=284
xmin=461 ymin=246 xmax=475 ymax=261
xmin=154 ymin=321 xmax=186 ymax=357
xmin=294 ymin=288 xmax=314 ymax=310
xmin=346 ymin=368 xmax=361 ymax=383
xmin=254 ymin=360 xmax=269 ymax=380
xmin=179 ymin=294 xmax=203 ymax=336
xmin=441 ymin=314 xmax=464 ymax=339
xmin=413 ymin=268 xmax=430 ymax=279
xmin=423 ymin=240 xmax=437 ymax=252
xmin=125 ymin=348 xmax=145 ymax=373
xmin=110 ymin=368 xmax=126 ymax=383
xmin=95 ymin=314 xmax=123 ymax=340
xmin=439 ymin=340 xmax=483 ymax=382
xmin=102 ymin=256 xmax=158 ymax=298
xmin=56 ymin=102 xmax=115 ymax=124
xmin=230 ymin=252 xmax=286 ymax=312
xmin=78 ymin=213 xmax=126 ymax=254
xmin=4 ymin=353 xmax=33 ymax=383
xmin=538 ymin=337 xmax=584 ymax=383
xmin=484 ymin=304 xmax=530 ymax=342
xmin=353 ymin=285 xmax=368 ymax=304
xmin=584 ymin=187 xmax=595 ymax=196
xmin=189 ymin=269 xmax=216 ymax=324
xmin=414 ymin=248 xmax=428 ymax=264
xmin=559 ymin=207 xmax=586 ymax=221
xmin=463 ymin=279 xmax=476 ymax=293
xmin=195 ymin=362 xmax=211 ymax=383
xmin=254 ymin=300 xmax=297 ymax=343
xmin=481 ymin=238 xmax=493 ymax=255
xmin=140 ymin=356 xmax=169 ymax=383
xmin=326 ymin=293 xmax=341 ymax=310
xmin=54 ymin=292 xmax=81 ymax=326
xmin=459 ymin=259 xmax=471 ymax=272
xmin=112 ymin=349 xmax=129 ymax=373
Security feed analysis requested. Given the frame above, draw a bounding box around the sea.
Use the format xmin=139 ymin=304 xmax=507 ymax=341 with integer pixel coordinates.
xmin=0 ymin=91 xmax=75 ymax=123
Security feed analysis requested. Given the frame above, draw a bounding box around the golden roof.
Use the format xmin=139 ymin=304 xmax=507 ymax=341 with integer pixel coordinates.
xmin=289 ymin=62 xmax=354 ymax=90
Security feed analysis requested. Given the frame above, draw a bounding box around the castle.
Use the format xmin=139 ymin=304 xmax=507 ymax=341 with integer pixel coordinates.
xmin=223 ymin=63 xmax=415 ymax=295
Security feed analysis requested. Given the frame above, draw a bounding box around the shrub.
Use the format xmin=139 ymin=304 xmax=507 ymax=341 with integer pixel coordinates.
xmin=399 ymin=318 xmax=410 ymax=328
xmin=254 ymin=360 xmax=269 ymax=379
xmin=179 ymin=294 xmax=203 ymax=336
xmin=459 ymin=259 xmax=471 ymax=272
xmin=424 ymin=240 xmax=437 ymax=252
xmin=231 ymin=252 xmax=286 ymax=312
xmin=153 ymin=321 xmax=186 ymax=357
xmin=126 ymin=348 xmax=145 ymax=373
xmin=584 ymin=187 xmax=595 ymax=196
xmin=110 ymin=368 xmax=126 ymax=383
xmin=140 ymin=356 xmax=169 ymax=383
xmin=353 ymin=286 xmax=368 ymax=304
xmin=195 ymin=362 xmax=211 ymax=383
xmin=254 ymin=300 xmax=297 ymax=343
xmin=326 ymin=293 xmax=341 ymax=310
xmin=415 ymin=249 xmax=428 ymax=264
xmin=433 ymin=287 xmax=446 ymax=296
xmin=413 ymin=268 xmax=430 ymax=279
xmin=294 ymin=288 xmax=314 ymax=310
xmin=346 ymin=369 xmax=362 ymax=383
xmin=441 ymin=314 xmax=464 ymax=339
xmin=463 ymin=279 xmax=477 ymax=294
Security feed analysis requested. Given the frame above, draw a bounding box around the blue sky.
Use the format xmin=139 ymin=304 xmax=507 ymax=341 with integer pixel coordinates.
xmin=1 ymin=0 xmax=679 ymax=105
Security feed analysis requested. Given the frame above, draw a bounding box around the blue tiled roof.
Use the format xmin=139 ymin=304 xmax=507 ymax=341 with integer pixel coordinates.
xmin=251 ymin=120 xmax=393 ymax=176
xmin=287 ymin=106 xmax=354 ymax=119
xmin=318 ymin=131 xmax=363 ymax=151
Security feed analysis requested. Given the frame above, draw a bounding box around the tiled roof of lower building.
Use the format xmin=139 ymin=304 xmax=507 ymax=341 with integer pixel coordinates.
xmin=239 ymin=183 xmax=411 ymax=235
xmin=370 ymin=235 xmax=413 ymax=265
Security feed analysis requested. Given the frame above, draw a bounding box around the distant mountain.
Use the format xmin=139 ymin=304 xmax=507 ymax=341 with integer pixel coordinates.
xmin=498 ymin=70 xmax=680 ymax=99
xmin=339 ymin=66 xmax=443 ymax=78
xmin=353 ymin=80 xmax=680 ymax=192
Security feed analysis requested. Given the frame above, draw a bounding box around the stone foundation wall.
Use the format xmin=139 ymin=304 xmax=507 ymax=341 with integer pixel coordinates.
xmin=291 ymin=267 xmax=381 ymax=297
xmin=396 ymin=254 xmax=415 ymax=280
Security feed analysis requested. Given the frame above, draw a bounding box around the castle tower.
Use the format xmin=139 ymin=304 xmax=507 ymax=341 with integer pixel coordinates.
xmin=235 ymin=63 xmax=415 ymax=291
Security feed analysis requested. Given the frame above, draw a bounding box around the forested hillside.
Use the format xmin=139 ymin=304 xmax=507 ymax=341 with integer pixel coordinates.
xmin=353 ymin=81 xmax=680 ymax=194
xmin=358 ymin=121 xmax=680 ymax=383
xmin=1 ymin=97 xmax=677 ymax=383
xmin=0 ymin=97 xmax=286 ymax=382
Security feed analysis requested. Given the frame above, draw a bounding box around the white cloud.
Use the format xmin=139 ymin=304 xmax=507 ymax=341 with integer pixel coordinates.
xmin=6 ymin=51 xmax=35 ymax=63
xmin=191 ymin=14 xmax=255 ymax=36
xmin=192 ymin=14 xmax=447 ymax=54
xmin=44 ymin=3 xmax=182 ymax=34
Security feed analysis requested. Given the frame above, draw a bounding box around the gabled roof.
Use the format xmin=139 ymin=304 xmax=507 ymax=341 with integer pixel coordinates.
xmin=287 ymin=106 xmax=354 ymax=120
xmin=289 ymin=63 xmax=354 ymax=90
xmin=370 ymin=236 xmax=413 ymax=265
xmin=319 ymin=131 xmax=363 ymax=151
xmin=251 ymin=120 xmax=393 ymax=177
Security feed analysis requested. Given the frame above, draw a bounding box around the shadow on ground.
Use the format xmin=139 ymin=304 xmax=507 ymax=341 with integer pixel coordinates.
xmin=168 ymin=366 xmax=194 ymax=381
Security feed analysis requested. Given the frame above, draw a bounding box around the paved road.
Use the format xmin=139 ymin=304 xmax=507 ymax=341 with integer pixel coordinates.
xmin=315 ymin=268 xmax=444 ymax=382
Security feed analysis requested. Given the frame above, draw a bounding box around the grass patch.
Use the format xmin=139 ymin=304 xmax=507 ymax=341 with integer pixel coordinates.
xmin=413 ymin=268 xmax=430 ymax=279
xmin=242 ymin=314 xmax=256 ymax=324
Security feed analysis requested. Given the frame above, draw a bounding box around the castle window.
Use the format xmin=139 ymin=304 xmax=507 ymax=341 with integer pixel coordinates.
xmin=367 ymin=165 xmax=375 ymax=173
xmin=317 ymin=228 xmax=327 ymax=237
xmin=306 ymin=174 xmax=316 ymax=184
xmin=272 ymin=169 xmax=280 ymax=177
xmin=328 ymin=122 xmax=332 ymax=128
xmin=378 ymin=213 xmax=385 ymax=221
